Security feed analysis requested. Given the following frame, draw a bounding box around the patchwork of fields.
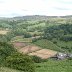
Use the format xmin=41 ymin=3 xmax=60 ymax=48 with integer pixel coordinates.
xmin=13 ymin=42 xmax=57 ymax=59
xmin=0 ymin=16 xmax=72 ymax=72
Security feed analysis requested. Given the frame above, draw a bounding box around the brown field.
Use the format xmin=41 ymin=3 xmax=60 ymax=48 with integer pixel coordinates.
xmin=0 ymin=30 xmax=8 ymax=35
xmin=19 ymin=45 xmax=41 ymax=54
xmin=29 ymin=49 xmax=57 ymax=59
xmin=13 ymin=42 xmax=27 ymax=48
xmin=13 ymin=42 xmax=57 ymax=59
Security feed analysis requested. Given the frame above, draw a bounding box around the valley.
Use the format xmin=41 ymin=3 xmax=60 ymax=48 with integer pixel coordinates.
xmin=0 ymin=15 xmax=72 ymax=72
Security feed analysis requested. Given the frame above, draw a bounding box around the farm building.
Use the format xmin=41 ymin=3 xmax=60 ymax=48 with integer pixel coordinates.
xmin=56 ymin=52 xmax=67 ymax=60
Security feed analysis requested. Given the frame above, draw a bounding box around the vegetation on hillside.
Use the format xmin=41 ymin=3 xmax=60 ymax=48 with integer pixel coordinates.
xmin=0 ymin=16 xmax=72 ymax=72
xmin=0 ymin=42 xmax=35 ymax=72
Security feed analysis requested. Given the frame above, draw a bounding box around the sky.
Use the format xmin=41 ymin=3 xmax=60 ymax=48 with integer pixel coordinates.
xmin=0 ymin=0 xmax=72 ymax=17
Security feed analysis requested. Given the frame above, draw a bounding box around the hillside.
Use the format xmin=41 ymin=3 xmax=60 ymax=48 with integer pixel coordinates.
xmin=0 ymin=15 xmax=72 ymax=72
xmin=0 ymin=15 xmax=72 ymax=21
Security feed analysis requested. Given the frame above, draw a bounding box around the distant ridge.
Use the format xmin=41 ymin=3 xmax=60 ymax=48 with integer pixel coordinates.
xmin=0 ymin=15 xmax=72 ymax=20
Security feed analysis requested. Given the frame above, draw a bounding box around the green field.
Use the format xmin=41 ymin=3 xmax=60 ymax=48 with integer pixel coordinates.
xmin=1 ymin=59 xmax=72 ymax=72
xmin=35 ymin=59 xmax=72 ymax=72
xmin=56 ymin=40 xmax=72 ymax=48
xmin=11 ymin=36 xmax=32 ymax=42
xmin=0 ymin=67 xmax=23 ymax=72
xmin=33 ymin=39 xmax=61 ymax=52
xmin=0 ymin=16 xmax=72 ymax=72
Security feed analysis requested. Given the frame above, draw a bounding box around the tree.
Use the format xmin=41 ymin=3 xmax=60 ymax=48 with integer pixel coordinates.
xmin=5 ymin=53 xmax=35 ymax=72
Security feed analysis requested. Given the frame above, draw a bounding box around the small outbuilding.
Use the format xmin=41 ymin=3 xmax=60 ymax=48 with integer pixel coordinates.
xmin=56 ymin=52 xmax=67 ymax=60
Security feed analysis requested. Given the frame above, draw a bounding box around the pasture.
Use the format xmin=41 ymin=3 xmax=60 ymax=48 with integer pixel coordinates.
xmin=33 ymin=39 xmax=61 ymax=52
xmin=35 ymin=59 xmax=72 ymax=72
xmin=0 ymin=67 xmax=23 ymax=72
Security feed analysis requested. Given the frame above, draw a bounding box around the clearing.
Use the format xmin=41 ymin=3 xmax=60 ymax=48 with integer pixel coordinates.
xmin=0 ymin=30 xmax=8 ymax=35
xmin=29 ymin=49 xmax=57 ymax=59
xmin=13 ymin=42 xmax=57 ymax=59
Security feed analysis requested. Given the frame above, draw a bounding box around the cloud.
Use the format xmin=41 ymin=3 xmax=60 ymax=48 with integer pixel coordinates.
xmin=0 ymin=0 xmax=5 ymax=3
xmin=57 ymin=0 xmax=72 ymax=4
xmin=0 ymin=0 xmax=72 ymax=17
xmin=54 ymin=7 xmax=72 ymax=10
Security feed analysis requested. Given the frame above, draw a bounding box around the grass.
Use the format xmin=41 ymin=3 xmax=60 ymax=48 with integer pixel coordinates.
xmin=27 ymin=23 xmax=45 ymax=30
xmin=35 ymin=59 xmax=72 ymax=72
xmin=1 ymin=59 xmax=72 ymax=72
xmin=33 ymin=39 xmax=61 ymax=52
xmin=11 ymin=36 xmax=32 ymax=42
xmin=52 ymin=38 xmax=72 ymax=53
xmin=56 ymin=40 xmax=72 ymax=48
xmin=0 ymin=67 xmax=23 ymax=72
xmin=54 ymin=40 xmax=72 ymax=53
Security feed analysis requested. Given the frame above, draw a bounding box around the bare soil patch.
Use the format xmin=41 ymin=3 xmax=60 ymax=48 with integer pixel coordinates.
xmin=29 ymin=49 xmax=57 ymax=59
xmin=0 ymin=30 xmax=8 ymax=35
xmin=13 ymin=42 xmax=27 ymax=48
xmin=19 ymin=45 xmax=41 ymax=54
xmin=13 ymin=42 xmax=57 ymax=59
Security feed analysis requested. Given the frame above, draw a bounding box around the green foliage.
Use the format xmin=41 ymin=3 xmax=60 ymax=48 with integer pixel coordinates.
xmin=44 ymin=24 xmax=72 ymax=40
xmin=5 ymin=53 xmax=35 ymax=72
xmin=0 ymin=35 xmax=8 ymax=42
xmin=33 ymin=39 xmax=61 ymax=52
xmin=0 ymin=42 xmax=16 ymax=65
xmin=60 ymin=35 xmax=72 ymax=41
xmin=23 ymin=33 xmax=32 ymax=38
xmin=52 ymin=39 xmax=72 ymax=53
xmin=32 ymin=56 xmax=45 ymax=63
xmin=0 ymin=67 xmax=23 ymax=72
xmin=0 ymin=42 xmax=35 ymax=72
xmin=35 ymin=59 xmax=72 ymax=72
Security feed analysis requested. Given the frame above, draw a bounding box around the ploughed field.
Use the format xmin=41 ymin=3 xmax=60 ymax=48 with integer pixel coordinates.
xmin=13 ymin=42 xmax=57 ymax=59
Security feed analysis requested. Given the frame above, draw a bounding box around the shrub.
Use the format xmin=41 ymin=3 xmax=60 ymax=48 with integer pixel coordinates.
xmin=0 ymin=42 xmax=16 ymax=65
xmin=5 ymin=53 xmax=35 ymax=72
xmin=53 ymin=41 xmax=57 ymax=44
xmin=32 ymin=56 xmax=47 ymax=63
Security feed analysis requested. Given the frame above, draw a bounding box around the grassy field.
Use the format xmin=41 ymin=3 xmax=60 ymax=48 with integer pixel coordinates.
xmin=0 ymin=30 xmax=8 ymax=35
xmin=11 ymin=36 xmax=32 ymax=42
xmin=35 ymin=59 xmax=72 ymax=72
xmin=1 ymin=59 xmax=72 ymax=72
xmin=0 ymin=67 xmax=23 ymax=72
xmin=33 ymin=39 xmax=61 ymax=52
xmin=56 ymin=40 xmax=72 ymax=48
xmin=52 ymin=38 xmax=72 ymax=53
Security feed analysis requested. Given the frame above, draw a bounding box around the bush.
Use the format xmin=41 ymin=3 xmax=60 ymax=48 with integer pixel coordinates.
xmin=32 ymin=56 xmax=47 ymax=63
xmin=53 ymin=41 xmax=57 ymax=44
xmin=0 ymin=42 xmax=16 ymax=65
xmin=24 ymin=33 xmax=32 ymax=38
xmin=5 ymin=53 xmax=35 ymax=72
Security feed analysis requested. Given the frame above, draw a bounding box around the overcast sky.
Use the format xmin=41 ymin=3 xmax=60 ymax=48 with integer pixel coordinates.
xmin=0 ymin=0 xmax=72 ymax=17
